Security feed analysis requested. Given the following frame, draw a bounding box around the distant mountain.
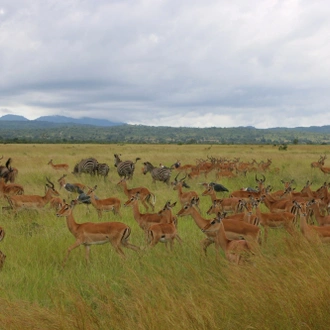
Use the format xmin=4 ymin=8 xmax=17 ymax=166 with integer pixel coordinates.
xmin=0 ymin=114 xmax=124 ymax=127
xmin=0 ymin=114 xmax=29 ymax=121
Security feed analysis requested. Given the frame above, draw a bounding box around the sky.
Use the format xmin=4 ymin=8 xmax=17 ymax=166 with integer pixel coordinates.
xmin=1 ymin=0 xmax=330 ymax=128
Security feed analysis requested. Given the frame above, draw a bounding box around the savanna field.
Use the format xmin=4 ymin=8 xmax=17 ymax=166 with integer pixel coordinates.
xmin=1 ymin=143 xmax=330 ymax=330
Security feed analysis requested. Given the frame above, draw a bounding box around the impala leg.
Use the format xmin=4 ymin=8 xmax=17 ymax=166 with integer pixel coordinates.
xmin=201 ymin=238 xmax=214 ymax=256
xmin=141 ymin=199 xmax=149 ymax=211
xmin=63 ymin=240 xmax=82 ymax=267
xmin=85 ymin=245 xmax=91 ymax=263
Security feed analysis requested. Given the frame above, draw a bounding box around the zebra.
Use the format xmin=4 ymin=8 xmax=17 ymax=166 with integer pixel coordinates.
xmin=143 ymin=161 xmax=172 ymax=185
xmin=72 ymin=157 xmax=98 ymax=176
xmin=96 ymin=163 xmax=110 ymax=180
xmin=114 ymin=154 xmax=140 ymax=180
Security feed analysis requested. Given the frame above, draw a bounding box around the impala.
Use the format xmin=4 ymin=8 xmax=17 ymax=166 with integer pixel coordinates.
xmin=48 ymin=159 xmax=69 ymax=171
xmin=207 ymin=199 xmax=259 ymax=225
xmin=49 ymin=196 xmax=65 ymax=211
xmin=4 ymin=178 xmax=59 ymax=213
xmin=0 ymin=177 xmax=24 ymax=196
xmin=252 ymin=199 xmax=296 ymax=242
xmin=311 ymin=155 xmax=326 ymax=169
xmin=295 ymin=201 xmax=330 ymax=243
xmin=56 ymin=200 xmax=140 ymax=265
xmin=117 ymin=178 xmax=156 ymax=211
xmin=230 ymin=174 xmax=266 ymax=199
xmin=171 ymin=173 xmax=200 ymax=211
xmin=205 ymin=197 xmax=243 ymax=215
xmin=308 ymin=199 xmax=330 ymax=226
xmin=86 ymin=185 xmax=121 ymax=218
xmin=202 ymin=215 xmax=253 ymax=264
xmin=177 ymin=197 xmax=261 ymax=255
xmin=319 ymin=165 xmax=330 ymax=175
xmin=123 ymin=193 xmax=168 ymax=232
xmin=147 ymin=214 xmax=182 ymax=250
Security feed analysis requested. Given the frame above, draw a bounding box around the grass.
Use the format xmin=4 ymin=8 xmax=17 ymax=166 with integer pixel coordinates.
xmin=1 ymin=143 xmax=330 ymax=329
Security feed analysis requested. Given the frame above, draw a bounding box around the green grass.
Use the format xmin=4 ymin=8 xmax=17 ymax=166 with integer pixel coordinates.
xmin=1 ymin=144 xmax=330 ymax=329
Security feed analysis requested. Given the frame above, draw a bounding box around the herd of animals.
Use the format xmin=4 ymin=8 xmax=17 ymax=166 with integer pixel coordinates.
xmin=1 ymin=153 xmax=330 ymax=269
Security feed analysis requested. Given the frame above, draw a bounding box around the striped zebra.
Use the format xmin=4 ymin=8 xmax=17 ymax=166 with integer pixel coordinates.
xmin=96 ymin=163 xmax=110 ymax=180
xmin=114 ymin=154 xmax=140 ymax=180
xmin=72 ymin=157 xmax=98 ymax=176
xmin=143 ymin=161 xmax=172 ymax=185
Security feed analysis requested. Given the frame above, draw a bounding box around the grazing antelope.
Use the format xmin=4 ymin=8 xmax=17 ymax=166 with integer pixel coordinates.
xmin=0 ymin=158 xmax=18 ymax=183
xmin=0 ymin=177 xmax=24 ymax=196
xmin=252 ymin=198 xmax=297 ymax=242
xmin=295 ymin=201 xmax=330 ymax=243
xmin=230 ymin=174 xmax=267 ymax=199
xmin=202 ymin=214 xmax=253 ymax=264
xmin=308 ymin=199 xmax=330 ymax=226
xmin=171 ymin=173 xmax=200 ymax=211
xmin=86 ymin=185 xmax=121 ymax=218
xmin=56 ymin=200 xmax=140 ymax=265
xmin=311 ymin=155 xmax=326 ymax=169
xmin=123 ymin=193 xmax=168 ymax=232
xmin=48 ymin=159 xmax=69 ymax=171
xmin=4 ymin=178 xmax=59 ymax=213
xmin=117 ymin=178 xmax=156 ymax=211
xmin=147 ymin=203 xmax=182 ymax=250
xmin=49 ymin=196 xmax=65 ymax=212
xmin=319 ymin=165 xmax=330 ymax=175
xmin=177 ymin=197 xmax=261 ymax=255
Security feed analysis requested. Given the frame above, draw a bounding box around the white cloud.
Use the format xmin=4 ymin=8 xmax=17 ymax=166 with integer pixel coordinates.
xmin=1 ymin=0 xmax=330 ymax=128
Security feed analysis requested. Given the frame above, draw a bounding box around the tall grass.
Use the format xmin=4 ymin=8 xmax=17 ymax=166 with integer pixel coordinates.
xmin=1 ymin=144 xmax=330 ymax=329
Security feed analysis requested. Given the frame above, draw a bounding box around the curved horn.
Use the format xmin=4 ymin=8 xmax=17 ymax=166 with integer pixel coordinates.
xmin=174 ymin=173 xmax=180 ymax=182
xmin=180 ymin=173 xmax=187 ymax=181
xmin=46 ymin=177 xmax=54 ymax=188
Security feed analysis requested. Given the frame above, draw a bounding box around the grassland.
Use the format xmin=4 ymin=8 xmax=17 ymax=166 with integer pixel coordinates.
xmin=1 ymin=143 xmax=330 ymax=329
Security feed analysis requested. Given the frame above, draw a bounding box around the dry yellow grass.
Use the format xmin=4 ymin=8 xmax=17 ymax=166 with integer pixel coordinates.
xmin=1 ymin=143 xmax=330 ymax=329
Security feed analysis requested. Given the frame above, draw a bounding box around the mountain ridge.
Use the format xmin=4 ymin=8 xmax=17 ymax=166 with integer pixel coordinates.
xmin=0 ymin=114 xmax=123 ymax=127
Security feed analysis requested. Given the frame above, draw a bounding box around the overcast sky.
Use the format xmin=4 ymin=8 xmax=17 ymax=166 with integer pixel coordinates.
xmin=1 ymin=0 xmax=330 ymax=128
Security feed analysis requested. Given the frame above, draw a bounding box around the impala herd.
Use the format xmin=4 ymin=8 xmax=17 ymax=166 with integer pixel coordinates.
xmin=1 ymin=154 xmax=330 ymax=269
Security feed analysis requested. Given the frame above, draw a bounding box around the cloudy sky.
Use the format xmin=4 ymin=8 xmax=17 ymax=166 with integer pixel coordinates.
xmin=0 ymin=0 xmax=329 ymax=128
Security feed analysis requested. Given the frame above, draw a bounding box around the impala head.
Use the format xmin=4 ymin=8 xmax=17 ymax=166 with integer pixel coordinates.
xmin=201 ymin=185 xmax=214 ymax=196
xmin=124 ymin=192 xmax=140 ymax=207
xmin=117 ymin=178 xmax=127 ymax=186
xmin=46 ymin=178 xmax=60 ymax=196
xmin=202 ymin=212 xmax=223 ymax=233
xmin=86 ymin=185 xmax=97 ymax=195
xmin=177 ymin=197 xmax=199 ymax=217
xmin=158 ymin=201 xmax=177 ymax=214
xmin=205 ymin=199 xmax=223 ymax=215
xmin=56 ymin=200 xmax=77 ymax=217
xmin=255 ymin=174 xmax=266 ymax=184
xmin=171 ymin=173 xmax=188 ymax=189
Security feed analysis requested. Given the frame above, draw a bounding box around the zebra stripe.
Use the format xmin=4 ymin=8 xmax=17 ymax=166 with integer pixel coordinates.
xmin=143 ymin=162 xmax=172 ymax=185
xmin=73 ymin=157 xmax=98 ymax=176
xmin=97 ymin=163 xmax=110 ymax=179
xmin=114 ymin=154 xmax=140 ymax=180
